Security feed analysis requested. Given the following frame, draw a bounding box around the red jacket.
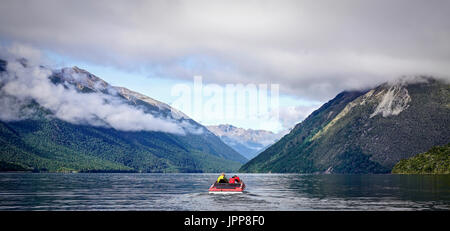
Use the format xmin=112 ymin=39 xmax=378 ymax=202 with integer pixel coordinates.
xmin=229 ymin=176 xmax=240 ymax=184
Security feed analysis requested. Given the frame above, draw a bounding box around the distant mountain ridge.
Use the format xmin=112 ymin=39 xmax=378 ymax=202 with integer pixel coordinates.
xmin=240 ymin=77 xmax=450 ymax=173
xmin=207 ymin=124 xmax=283 ymax=160
xmin=0 ymin=58 xmax=247 ymax=173
xmin=52 ymin=65 xmax=191 ymax=122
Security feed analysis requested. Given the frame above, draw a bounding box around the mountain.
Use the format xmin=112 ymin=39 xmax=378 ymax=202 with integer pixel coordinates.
xmin=392 ymin=143 xmax=449 ymax=174
xmin=206 ymin=124 xmax=282 ymax=160
xmin=0 ymin=58 xmax=247 ymax=173
xmin=240 ymin=77 xmax=450 ymax=173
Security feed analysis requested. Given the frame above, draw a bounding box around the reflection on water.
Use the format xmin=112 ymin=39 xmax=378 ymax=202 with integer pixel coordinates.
xmin=0 ymin=173 xmax=448 ymax=210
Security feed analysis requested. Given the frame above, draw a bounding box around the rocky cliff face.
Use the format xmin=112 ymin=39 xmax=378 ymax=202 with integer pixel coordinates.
xmin=240 ymin=77 xmax=450 ymax=173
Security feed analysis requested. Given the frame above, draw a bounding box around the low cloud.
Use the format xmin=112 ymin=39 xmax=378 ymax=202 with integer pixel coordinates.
xmin=0 ymin=0 xmax=449 ymax=101
xmin=0 ymin=47 xmax=187 ymax=135
xmin=277 ymin=105 xmax=319 ymax=130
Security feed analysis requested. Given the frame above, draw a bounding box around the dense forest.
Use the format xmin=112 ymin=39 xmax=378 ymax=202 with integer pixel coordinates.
xmin=241 ymin=78 xmax=450 ymax=174
xmin=0 ymin=59 xmax=246 ymax=173
xmin=392 ymin=143 xmax=450 ymax=174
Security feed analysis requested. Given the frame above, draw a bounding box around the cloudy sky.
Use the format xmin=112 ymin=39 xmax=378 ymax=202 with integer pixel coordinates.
xmin=0 ymin=0 xmax=449 ymax=132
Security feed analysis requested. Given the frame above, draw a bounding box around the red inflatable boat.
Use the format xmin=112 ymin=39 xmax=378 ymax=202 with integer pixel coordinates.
xmin=208 ymin=182 xmax=246 ymax=193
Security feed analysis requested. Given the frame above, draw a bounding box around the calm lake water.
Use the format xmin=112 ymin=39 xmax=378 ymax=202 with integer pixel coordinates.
xmin=0 ymin=173 xmax=449 ymax=210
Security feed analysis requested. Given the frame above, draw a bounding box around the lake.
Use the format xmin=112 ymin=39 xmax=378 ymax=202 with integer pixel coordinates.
xmin=0 ymin=173 xmax=449 ymax=210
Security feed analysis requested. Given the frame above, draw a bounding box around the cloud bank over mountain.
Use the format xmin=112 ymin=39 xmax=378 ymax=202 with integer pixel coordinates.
xmin=0 ymin=0 xmax=449 ymax=101
xmin=0 ymin=46 xmax=186 ymax=134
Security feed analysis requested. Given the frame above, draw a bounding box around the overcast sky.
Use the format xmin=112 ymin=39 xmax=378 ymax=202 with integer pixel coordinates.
xmin=0 ymin=0 xmax=449 ymax=132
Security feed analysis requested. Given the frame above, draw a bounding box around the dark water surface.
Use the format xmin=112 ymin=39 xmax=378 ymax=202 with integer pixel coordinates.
xmin=0 ymin=173 xmax=449 ymax=210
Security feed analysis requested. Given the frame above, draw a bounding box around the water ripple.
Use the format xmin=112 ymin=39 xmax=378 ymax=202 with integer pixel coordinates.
xmin=0 ymin=173 xmax=449 ymax=210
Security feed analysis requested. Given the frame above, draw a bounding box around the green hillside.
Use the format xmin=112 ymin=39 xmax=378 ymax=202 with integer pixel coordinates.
xmin=240 ymin=77 xmax=450 ymax=173
xmin=392 ymin=144 xmax=450 ymax=174
xmin=0 ymin=106 xmax=243 ymax=173
xmin=0 ymin=59 xmax=245 ymax=173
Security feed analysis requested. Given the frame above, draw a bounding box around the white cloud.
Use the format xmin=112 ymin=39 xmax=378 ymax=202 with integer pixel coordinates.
xmin=0 ymin=0 xmax=449 ymax=101
xmin=0 ymin=45 xmax=186 ymax=135
xmin=277 ymin=105 xmax=319 ymax=130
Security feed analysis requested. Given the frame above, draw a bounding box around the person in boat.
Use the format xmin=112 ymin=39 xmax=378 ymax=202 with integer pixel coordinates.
xmin=229 ymin=175 xmax=241 ymax=184
xmin=216 ymin=173 xmax=228 ymax=183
